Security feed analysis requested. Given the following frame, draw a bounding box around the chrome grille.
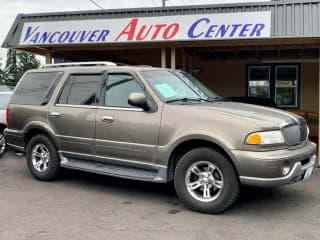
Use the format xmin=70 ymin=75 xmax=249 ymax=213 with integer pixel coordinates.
xmin=281 ymin=120 xmax=308 ymax=146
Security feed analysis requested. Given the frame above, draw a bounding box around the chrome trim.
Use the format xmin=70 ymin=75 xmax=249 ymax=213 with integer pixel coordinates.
xmin=59 ymin=150 xmax=167 ymax=169
xmin=56 ymin=134 xmax=92 ymax=141
xmin=55 ymin=104 xmax=98 ymax=109
xmin=95 ymin=138 xmax=155 ymax=148
xmin=97 ymin=106 xmax=143 ymax=112
xmin=240 ymin=154 xmax=316 ymax=187
xmin=55 ymin=104 xmax=143 ymax=112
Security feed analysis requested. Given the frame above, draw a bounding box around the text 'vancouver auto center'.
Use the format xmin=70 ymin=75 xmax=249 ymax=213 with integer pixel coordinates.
xmin=2 ymin=0 xmax=320 ymax=157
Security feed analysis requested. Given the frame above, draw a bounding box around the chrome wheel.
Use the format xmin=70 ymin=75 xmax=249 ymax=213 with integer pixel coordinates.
xmin=31 ymin=144 xmax=50 ymax=172
xmin=185 ymin=161 xmax=224 ymax=203
xmin=0 ymin=133 xmax=5 ymax=155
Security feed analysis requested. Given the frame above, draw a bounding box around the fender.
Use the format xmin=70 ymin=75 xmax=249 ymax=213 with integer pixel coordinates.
xmin=155 ymin=130 xmax=238 ymax=167
xmin=23 ymin=121 xmax=61 ymax=149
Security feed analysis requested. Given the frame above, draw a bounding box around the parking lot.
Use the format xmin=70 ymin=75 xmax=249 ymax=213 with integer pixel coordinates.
xmin=0 ymin=150 xmax=319 ymax=240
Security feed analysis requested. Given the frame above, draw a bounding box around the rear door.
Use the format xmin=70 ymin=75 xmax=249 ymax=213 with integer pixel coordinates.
xmin=48 ymin=72 xmax=104 ymax=155
xmin=95 ymin=71 xmax=161 ymax=165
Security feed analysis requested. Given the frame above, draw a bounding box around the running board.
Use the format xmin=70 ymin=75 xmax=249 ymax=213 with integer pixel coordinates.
xmin=59 ymin=154 xmax=167 ymax=183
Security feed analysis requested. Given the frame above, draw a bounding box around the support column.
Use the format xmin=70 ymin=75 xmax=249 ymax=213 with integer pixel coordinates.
xmin=181 ymin=50 xmax=186 ymax=71
xmin=318 ymin=48 xmax=320 ymax=162
xmin=45 ymin=51 xmax=53 ymax=64
xmin=161 ymin=47 xmax=166 ymax=68
xmin=188 ymin=55 xmax=193 ymax=73
xmin=171 ymin=46 xmax=176 ymax=70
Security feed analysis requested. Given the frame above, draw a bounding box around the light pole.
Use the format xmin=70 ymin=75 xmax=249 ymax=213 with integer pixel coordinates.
xmin=162 ymin=0 xmax=168 ymax=7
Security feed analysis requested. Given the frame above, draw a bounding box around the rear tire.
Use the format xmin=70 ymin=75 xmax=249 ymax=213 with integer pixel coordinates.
xmin=26 ymin=134 xmax=60 ymax=181
xmin=174 ymin=147 xmax=240 ymax=214
xmin=0 ymin=131 xmax=6 ymax=156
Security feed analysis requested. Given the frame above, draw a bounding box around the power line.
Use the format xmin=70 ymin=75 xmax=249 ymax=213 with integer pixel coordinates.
xmin=89 ymin=0 xmax=104 ymax=9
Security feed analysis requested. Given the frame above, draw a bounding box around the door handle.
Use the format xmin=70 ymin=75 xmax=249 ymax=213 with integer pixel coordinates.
xmin=50 ymin=112 xmax=61 ymax=118
xmin=102 ymin=116 xmax=114 ymax=123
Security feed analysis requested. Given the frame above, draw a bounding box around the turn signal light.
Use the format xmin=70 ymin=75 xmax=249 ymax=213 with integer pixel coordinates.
xmin=246 ymin=133 xmax=261 ymax=145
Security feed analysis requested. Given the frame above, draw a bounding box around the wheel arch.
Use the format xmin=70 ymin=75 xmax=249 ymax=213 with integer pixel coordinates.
xmin=167 ymin=139 xmax=239 ymax=182
xmin=24 ymin=124 xmax=60 ymax=150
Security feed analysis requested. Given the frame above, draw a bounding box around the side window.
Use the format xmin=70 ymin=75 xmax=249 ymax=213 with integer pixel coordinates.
xmin=10 ymin=72 xmax=63 ymax=105
xmin=105 ymin=73 xmax=145 ymax=108
xmin=58 ymin=74 xmax=102 ymax=105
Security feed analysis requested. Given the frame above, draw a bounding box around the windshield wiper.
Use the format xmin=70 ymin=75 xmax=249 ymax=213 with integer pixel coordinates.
xmin=210 ymin=96 xmax=228 ymax=102
xmin=166 ymin=98 xmax=212 ymax=103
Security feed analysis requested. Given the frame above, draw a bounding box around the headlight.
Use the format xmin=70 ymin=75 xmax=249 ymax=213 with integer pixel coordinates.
xmin=245 ymin=130 xmax=285 ymax=145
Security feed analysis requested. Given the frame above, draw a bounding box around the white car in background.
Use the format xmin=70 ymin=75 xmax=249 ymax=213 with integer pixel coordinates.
xmin=0 ymin=91 xmax=12 ymax=155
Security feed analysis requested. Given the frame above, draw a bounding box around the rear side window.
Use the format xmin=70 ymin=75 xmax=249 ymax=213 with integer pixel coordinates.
xmin=10 ymin=72 xmax=63 ymax=105
xmin=58 ymin=74 xmax=102 ymax=105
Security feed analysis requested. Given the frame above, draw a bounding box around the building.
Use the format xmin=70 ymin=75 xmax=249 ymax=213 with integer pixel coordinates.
xmin=2 ymin=0 xmax=319 ymax=156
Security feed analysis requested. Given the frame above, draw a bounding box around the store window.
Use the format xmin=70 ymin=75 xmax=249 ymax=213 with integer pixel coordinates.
xmin=248 ymin=66 xmax=270 ymax=98
xmin=275 ymin=66 xmax=298 ymax=107
xmin=247 ymin=64 xmax=300 ymax=108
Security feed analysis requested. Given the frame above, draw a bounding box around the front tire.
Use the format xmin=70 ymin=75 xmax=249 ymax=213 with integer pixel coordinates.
xmin=174 ymin=147 xmax=240 ymax=214
xmin=26 ymin=134 xmax=60 ymax=181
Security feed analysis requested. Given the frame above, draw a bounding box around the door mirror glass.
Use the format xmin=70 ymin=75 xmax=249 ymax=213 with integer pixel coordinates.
xmin=128 ymin=92 xmax=148 ymax=110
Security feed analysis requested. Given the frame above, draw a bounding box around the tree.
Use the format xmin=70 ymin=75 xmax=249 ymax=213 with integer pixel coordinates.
xmin=2 ymin=50 xmax=40 ymax=87
xmin=16 ymin=51 xmax=40 ymax=80
xmin=3 ymin=49 xmax=18 ymax=87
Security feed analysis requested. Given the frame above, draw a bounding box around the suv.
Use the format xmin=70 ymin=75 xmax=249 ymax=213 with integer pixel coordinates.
xmin=5 ymin=62 xmax=317 ymax=213
xmin=0 ymin=91 xmax=12 ymax=155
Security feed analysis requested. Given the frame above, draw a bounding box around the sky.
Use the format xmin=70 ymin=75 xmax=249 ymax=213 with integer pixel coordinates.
xmin=0 ymin=0 xmax=269 ymax=66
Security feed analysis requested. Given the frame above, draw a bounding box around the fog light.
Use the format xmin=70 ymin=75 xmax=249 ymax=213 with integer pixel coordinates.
xmin=282 ymin=161 xmax=291 ymax=176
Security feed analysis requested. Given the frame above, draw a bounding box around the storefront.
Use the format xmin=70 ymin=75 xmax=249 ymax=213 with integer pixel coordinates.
xmin=2 ymin=0 xmax=320 ymax=156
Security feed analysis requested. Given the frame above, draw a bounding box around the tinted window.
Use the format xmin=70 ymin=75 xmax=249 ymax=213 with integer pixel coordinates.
xmin=58 ymin=74 xmax=102 ymax=105
xmin=105 ymin=73 xmax=144 ymax=108
xmin=0 ymin=94 xmax=11 ymax=109
xmin=10 ymin=72 xmax=62 ymax=105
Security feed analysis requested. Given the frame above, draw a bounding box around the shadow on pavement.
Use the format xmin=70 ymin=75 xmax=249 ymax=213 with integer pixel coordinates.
xmin=58 ymin=168 xmax=312 ymax=215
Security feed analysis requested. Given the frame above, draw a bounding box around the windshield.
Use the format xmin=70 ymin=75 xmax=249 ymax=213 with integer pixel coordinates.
xmin=141 ymin=70 xmax=219 ymax=103
xmin=174 ymin=70 xmax=219 ymax=100
xmin=0 ymin=94 xmax=11 ymax=109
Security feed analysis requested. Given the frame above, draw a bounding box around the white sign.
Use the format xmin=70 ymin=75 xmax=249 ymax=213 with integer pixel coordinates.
xmin=20 ymin=11 xmax=271 ymax=45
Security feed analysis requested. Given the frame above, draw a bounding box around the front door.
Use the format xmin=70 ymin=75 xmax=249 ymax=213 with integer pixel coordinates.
xmin=95 ymin=71 xmax=161 ymax=165
xmin=49 ymin=72 xmax=103 ymax=155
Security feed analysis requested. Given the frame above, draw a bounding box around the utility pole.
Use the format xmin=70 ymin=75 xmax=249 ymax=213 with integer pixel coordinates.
xmin=162 ymin=0 xmax=168 ymax=7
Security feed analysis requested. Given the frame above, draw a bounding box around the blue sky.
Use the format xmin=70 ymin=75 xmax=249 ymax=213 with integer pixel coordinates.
xmin=0 ymin=0 xmax=270 ymax=65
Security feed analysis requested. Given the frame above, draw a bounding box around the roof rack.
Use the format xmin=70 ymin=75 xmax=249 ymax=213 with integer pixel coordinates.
xmin=42 ymin=61 xmax=117 ymax=68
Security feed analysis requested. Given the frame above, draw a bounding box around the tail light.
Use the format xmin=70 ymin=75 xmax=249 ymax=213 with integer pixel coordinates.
xmin=6 ymin=108 xmax=9 ymax=127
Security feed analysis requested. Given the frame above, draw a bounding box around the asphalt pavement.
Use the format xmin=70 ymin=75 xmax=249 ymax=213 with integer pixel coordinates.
xmin=1 ymin=150 xmax=319 ymax=240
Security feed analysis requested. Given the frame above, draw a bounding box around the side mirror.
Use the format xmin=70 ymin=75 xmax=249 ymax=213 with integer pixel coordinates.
xmin=128 ymin=92 xmax=149 ymax=110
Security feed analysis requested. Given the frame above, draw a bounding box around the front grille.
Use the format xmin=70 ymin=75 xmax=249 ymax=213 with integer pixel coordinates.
xmin=281 ymin=119 xmax=308 ymax=146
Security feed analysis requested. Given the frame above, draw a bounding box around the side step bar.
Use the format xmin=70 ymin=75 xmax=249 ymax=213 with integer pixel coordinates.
xmin=59 ymin=153 xmax=168 ymax=183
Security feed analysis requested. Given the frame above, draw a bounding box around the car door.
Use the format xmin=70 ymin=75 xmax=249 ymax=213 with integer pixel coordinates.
xmin=95 ymin=71 xmax=161 ymax=166
xmin=49 ymin=72 xmax=104 ymax=155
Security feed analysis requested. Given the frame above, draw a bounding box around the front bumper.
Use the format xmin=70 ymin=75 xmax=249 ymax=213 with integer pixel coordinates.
xmin=231 ymin=141 xmax=317 ymax=187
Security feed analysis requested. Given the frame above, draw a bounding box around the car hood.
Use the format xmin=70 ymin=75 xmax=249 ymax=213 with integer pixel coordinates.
xmin=187 ymin=101 xmax=301 ymax=129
